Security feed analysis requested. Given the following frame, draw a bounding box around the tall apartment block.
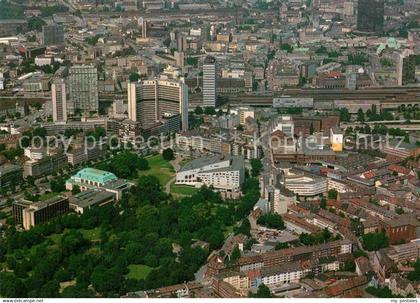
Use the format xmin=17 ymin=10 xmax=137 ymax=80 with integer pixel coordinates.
xmin=398 ymin=49 xmax=416 ymax=86
xmin=51 ymin=78 xmax=68 ymax=122
xmin=68 ymin=65 xmax=99 ymax=114
xmin=128 ymin=78 xmax=189 ymax=131
xmin=41 ymin=24 xmax=65 ymax=45
xmin=357 ymin=0 xmax=384 ymax=33
xmin=203 ymin=56 xmax=216 ymax=108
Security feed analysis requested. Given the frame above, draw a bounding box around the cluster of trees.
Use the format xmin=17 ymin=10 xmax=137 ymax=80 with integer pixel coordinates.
xmin=28 ymin=17 xmax=46 ymax=32
xmin=327 ymin=189 xmax=338 ymax=200
xmin=0 ymin=1 xmax=24 ymax=19
xmin=299 ymin=228 xmax=341 ymax=246
xmin=1 ymin=147 xmax=24 ymax=161
xmin=407 ymin=259 xmax=420 ymax=282
xmin=50 ymin=177 xmax=66 ymax=193
xmin=365 ymin=286 xmax=397 ymax=298
xmin=250 ymin=159 xmax=263 ymax=177
xmin=86 ymin=127 xmax=106 ymax=141
xmin=361 ymin=232 xmax=389 ymax=251
xmin=0 ymin=174 xmax=256 ymax=297
xmin=256 ymin=213 xmax=285 ymax=230
xmin=194 ymin=106 xmax=218 ymax=116
xmin=20 ymin=127 xmax=47 ymax=148
xmin=348 ymin=52 xmax=369 ymax=66
xmin=356 ymin=108 xmax=395 ymax=123
xmin=40 ymin=4 xmax=69 ymax=17
xmin=249 ymin=284 xmax=272 ymax=298
xmin=96 ymin=151 xmax=149 ymax=178
xmin=112 ymin=47 xmax=136 ymax=58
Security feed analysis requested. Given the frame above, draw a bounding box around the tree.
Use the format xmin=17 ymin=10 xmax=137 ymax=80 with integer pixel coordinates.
xmin=250 ymin=159 xmax=263 ymax=177
xmin=50 ymin=177 xmax=66 ymax=192
xmin=328 ymin=189 xmax=338 ymax=200
xmin=357 ymin=108 xmax=365 ymax=123
xmin=229 ymin=245 xmax=241 ymax=263
xmin=162 ymin=148 xmax=175 ymax=161
xmin=71 ymin=185 xmax=81 ymax=195
xmin=0 ymin=272 xmax=27 ymax=297
xmin=129 ymin=72 xmax=141 ymax=82
xmin=365 ymin=286 xmax=396 ymax=298
xmin=395 ymin=207 xmax=404 ymax=215
xmin=344 ymin=260 xmax=356 ymax=272
xmin=280 ymin=43 xmax=293 ymax=53
xmin=407 ymin=259 xmax=420 ymax=282
xmin=204 ymin=107 xmax=216 ymax=115
xmin=362 ymin=232 xmax=389 ymax=251
xmin=234 ymin=219 xmax=251 ymax=236
xmin=194 ymin=106 xmax=204 ymax=115
xmin=138 ymin=158 xmax=149 ymax=171
xmin=257 ymin=213 xmax=286 ymax=230
xmin=250 ymin=283 xmax=272 ymax=298
xmin=320 ymin=197 xmax=327 ymax=209
xmin=28 ymin=16 xmax=46 ymax=31
xmin=339 ymin=108 xmax=351 ymax=122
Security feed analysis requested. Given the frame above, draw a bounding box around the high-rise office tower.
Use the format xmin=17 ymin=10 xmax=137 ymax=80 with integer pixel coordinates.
xmin=41 ymin=24 xmax=65 ymax=45
xmin=174 ymin=51 xmax=185 ymax=67
xmin=68 ymin=65 xmax=99 ymax=114
xmin=357 ymin=0 xmax=384 ymax=33
xmin=408 ymin=29 xmax=420 ymax=54
xmin=397 ymin=49 xmax=416 ymax=86
xmin=51 ymin=78 xmax=68 ymax=122
xmin=141 ymin=19 xmax=148 ymax=38
xmin=128 ymin=78 xmax=189 ymax=131
xmin=203 ymin=56 xmax=216 ymax=108
xmin=177 ymin=32 xmax=187 ymax=52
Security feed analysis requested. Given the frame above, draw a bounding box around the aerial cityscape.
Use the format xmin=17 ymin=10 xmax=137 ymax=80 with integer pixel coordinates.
xmin=0 ymin=0 xmax=420 ymax=299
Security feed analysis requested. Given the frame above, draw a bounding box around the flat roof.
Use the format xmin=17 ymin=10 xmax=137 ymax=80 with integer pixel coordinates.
xmin=179 ymin=155 xmax=244 ymax=172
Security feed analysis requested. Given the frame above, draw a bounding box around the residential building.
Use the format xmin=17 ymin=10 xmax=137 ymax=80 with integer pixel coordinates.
xmin=0 ymin=164 xmax=23 ymax=190
xmin=41 ymin=24 xmax=64 ymax=45
xmin=357 ymin=0 xmax=384 ymax=33
xmin=68 ymin=65 xmax=99 ymax=114
xmin=51 ymin=78 xmax=68 ymax=122
xmin=23 ymin=153 xmax=67 ymax=177
xmin=203 ymin=56 xmax=216 ymax=107
xmin=397 ymin=49 xmax=416 ymax=86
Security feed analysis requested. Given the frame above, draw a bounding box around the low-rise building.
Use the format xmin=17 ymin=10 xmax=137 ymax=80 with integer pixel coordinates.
xmin=69 ymin=190 xmax=116 ymax=214
xmin=13 ymin=196 xmax=69 ymax=230
xmin=66 ymin=168 xmax=131 ymax=200
xmin=0 ymin=164 xmax=23 ymax=190
xmin=176 ymin=155 xmax=245 ymax=191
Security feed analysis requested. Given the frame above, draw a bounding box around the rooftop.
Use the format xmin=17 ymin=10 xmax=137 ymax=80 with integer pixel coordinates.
xmin=73 ymin=167 xmax=118 ymax=185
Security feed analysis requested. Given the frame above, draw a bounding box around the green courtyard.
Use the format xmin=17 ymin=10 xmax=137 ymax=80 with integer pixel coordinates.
xmin=138 ymin=154 xmax=175 ymax=186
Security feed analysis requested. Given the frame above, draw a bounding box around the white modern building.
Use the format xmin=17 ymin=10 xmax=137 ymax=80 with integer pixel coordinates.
xmin=284 ymin=172 xmax=328 ymax=197
xmin=175 ymin=155 xmax=245 ymax=191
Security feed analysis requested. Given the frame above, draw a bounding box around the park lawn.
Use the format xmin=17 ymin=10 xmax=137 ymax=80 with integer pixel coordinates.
xmin=126 ymin=264 xmax=153 ymax=280
xmin=170 ymin=184 xmax=198 ymax=196
xmin=39 ymin=191 xmax=60 ymax=201
xmin=47 ymin=228 xmax=101 ymax=244
xmin=138 ymin=154 xmax=174 ymax=186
